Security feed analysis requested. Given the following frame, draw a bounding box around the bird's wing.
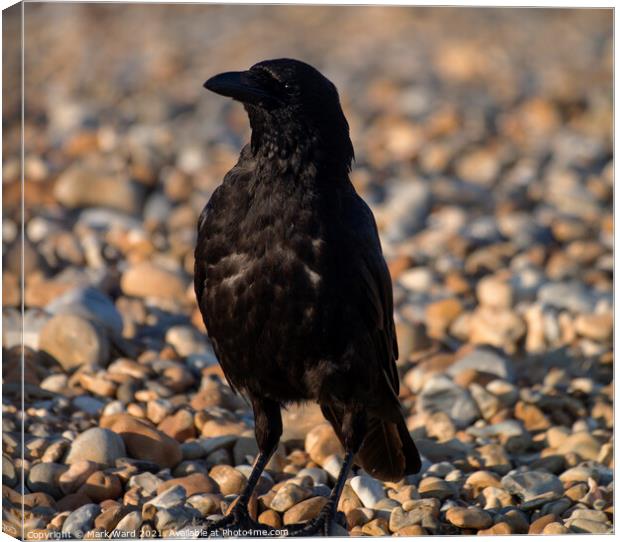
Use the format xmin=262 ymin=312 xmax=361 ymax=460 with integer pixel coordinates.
xmin=343 ymin=190 xmax=400 ymax=397
xmin=193 ymin=188 xmax=221 ymax=331
xmin=194 ymin=144 xmax=255 ymax=331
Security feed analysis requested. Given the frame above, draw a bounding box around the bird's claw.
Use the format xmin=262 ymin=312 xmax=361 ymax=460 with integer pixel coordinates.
xmin=204 ymin=506 xmax=276 ymax=538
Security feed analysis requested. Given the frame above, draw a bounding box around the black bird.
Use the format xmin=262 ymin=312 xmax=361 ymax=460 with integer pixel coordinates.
xmin=195 ymin=58 xmax=421 ymax=536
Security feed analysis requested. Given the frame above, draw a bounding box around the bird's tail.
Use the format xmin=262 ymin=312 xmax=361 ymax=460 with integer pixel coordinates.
xmin=322 ymin=405 xmax=421 ymax=482
xmin=357 ymin=415 xmax=421 ymax=482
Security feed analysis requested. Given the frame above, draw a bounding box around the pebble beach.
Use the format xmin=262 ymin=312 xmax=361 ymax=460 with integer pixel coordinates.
xmin=2 ymin=4 xmax=613 ymax=539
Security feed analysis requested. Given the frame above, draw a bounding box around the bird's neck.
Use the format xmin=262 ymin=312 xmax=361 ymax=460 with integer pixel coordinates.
xmin=247 ymin=108 xmax=353 ymax=182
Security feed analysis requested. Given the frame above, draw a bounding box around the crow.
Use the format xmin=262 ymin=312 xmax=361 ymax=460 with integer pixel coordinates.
xmin=195 ymin=58 xmax=421 ymax=536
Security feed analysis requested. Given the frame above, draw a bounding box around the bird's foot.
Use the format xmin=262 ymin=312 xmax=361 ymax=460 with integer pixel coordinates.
xmin=204 ymin=505 xmax=276 ymax=538
xmin=282 ymin=506 xmax=346 ymax=537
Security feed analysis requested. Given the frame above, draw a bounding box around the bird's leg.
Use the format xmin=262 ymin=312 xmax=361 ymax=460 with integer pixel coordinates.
xmin=284 ymin=408 xmax=365 ymax=537
xmin=205 ymin=397 xmax=282 ymax=537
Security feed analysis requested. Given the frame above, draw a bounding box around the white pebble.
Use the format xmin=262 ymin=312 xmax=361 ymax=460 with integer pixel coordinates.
xmin=350 ymin=475 xmax=386 ymax=509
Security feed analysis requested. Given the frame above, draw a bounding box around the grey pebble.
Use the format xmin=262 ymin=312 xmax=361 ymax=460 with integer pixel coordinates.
xmin=447 ymin=347 xmax=516 ymax=383
xmin=501 ymin=469 xmax=563 ymax=503
xmin=65 ymin=427 xmax=126 ymax=467
xmin=418 ymin=374 xmax=480 ymax=428
xmin=62 ymin=503 xmax=101 ymax=538
xmin=27 ymin=462 xmax=68 ymax=499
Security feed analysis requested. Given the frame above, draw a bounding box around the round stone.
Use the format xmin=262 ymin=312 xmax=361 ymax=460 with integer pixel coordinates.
xmin=27 ymin=462 xmax=68 ymax=499
xmin=99 ymin=414 xmax=182 ymax=468
xmin=39 ymin=314 xmax=109 ymax=370
xmin=445 ymin=506 xmax=493 ymax=529
xmin=65 ymin=428 xmax=127 ymax=467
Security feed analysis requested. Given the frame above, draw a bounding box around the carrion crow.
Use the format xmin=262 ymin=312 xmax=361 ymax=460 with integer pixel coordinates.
xmin=195 ymin=58 xmax=421 ymax=536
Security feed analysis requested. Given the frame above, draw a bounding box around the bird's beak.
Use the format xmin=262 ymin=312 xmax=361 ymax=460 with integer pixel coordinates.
xmin=203 ymin=70 xmax=282 ymax=108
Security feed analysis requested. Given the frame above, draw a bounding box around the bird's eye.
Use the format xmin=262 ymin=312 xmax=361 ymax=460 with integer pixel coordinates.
xmin=282 ymin=82 xmax=297 ymax=96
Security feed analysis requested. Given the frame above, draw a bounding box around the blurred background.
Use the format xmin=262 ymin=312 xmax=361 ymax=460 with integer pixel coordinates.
xmin=2 ymin=4 xmax=613 ymax=539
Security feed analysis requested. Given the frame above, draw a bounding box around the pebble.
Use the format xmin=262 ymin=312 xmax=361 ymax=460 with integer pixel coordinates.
xmin=187 ymin=493 xmax=222 ymax=517
xmin=388 ymin=499 xmax=439 ymax=531
xmin=468 ymin=306 xmax=526 ymax=352
xmin=418 ymin=375 xmax=480 ymax=428
xmin=94 ymin=505 xmax=125 ymax=532
xmin=142 ymin=485 xmax=186 ymax=519
xmin=39 ymin=374 xmax=69 ymax=394
xmin=383 ymin=181 xmax=431 ymax=242
xmin=282 ymin=497 xmax=328 ymax=527
xmin=464 ymin=471 xmax=502 ymax=496
xmin=39 ymin=314 xmax=110 ymax=370
xmin=79 ymin=374 xmax=117 ymax=398
xmin=233 ymin=436 xmax=285 ymax=469
xmin=514 ymin=401 xmax=550 ymax=431
xmin=121 ymin=261 xmax=187 ymax=300
xmin=448 ymin=347 xmax=516 ymax=383
xmin=304 ymin=423 xmax=344 ymax=466
xmin=346 ymin=507 xmax=374 ymax=528
xmin=500 ymin=508 xmax=530 ymax=534
xmin=146 ymin=399 xmax=173 ymax=425
xmin=113 ymin=510 xmax=142 ymax=535
xmin=476 ymin=275 xmax=513 ymax=309
xmin=502 ymin=470 xmax=564 ymax=503
xmin=567 ymin=508 xmax=609 ymax=523
xmin=445 ymin=506 xmax=493 ymax=529
xmin=2 ymin=455 xmax=16 ymax=487
xmin=350 ymin=475 xmax=386 ymax=509
xmin=72 ymin=395 xmax=106 ymax=416
xmin=475 ymin=443 xmax=512 ymax=475
xmin=100 ymin=414 xmax=182 ymax=468
xmin=567 ymin=518 xmax=611 ymax=534
xmin=398 ymin=267 xmax=434 ymax=292
xmin=528 ymin=513 xmax=558 ymax=534
xmin=395 ymin=524 xmax=426 ymax=536
xmin=418 ymin=477 xmax=454 ymax=499
xmin=389 ymin=485 xmax=420 ymax=505
xmin=200 ymin=419 xmax=247 ymax=438
xmin=555 ymin=431 xmax=602 ymax=461
xmin=55 ymin=167 xmax=143 ymax=214
xmin=424 ymin=411 xmax=456 ymax=441
xmin=538 ymin=281 xmax=595 ymax=313
xmin=27 ymin=462 xmax=68 ymax=499
xmin=61 ymin=503 xmax=101 ymax=538
xmin=271 ymin=483 xmax=313 ymax=512
xmin=478 ymin=521 xmax=513 ymax=535
xmin=297 ymin=467 xmax=328 ymax=486
xmin=543 ymin=521 xmax=569 ymax=534
xmin=425 ymin=298 xmax=463 ymax=338
xmin=469 ymin=383 xmax=502 ymax=420
xmin=253 ymin=510 xmax=280 ymax=531
xmin=157 ymin=473 xmax=218 ymax=497
xmin=46 ymin=286 xmax=124 ymax=335
xmin=83 ymin=472 xmax=123 ymax=502
xmin=65 ymin=427 xmax=127 ymax=467
xmin=128 ymin=472 xmax=162 ymax=496
xmin=574 ymin=313 xmax=612 ymax=341
xmin=208 ymin=465 xmax=247 ymax=496
xmin=155 ymin=506 xmax=196 ymax=533
xmin=560 ymin=465 xmax=600 ymax=485
xmin=165 ymin=325 xmax=209 ymax=357
xmin=59 ymin=460 xmax=101 ymax=495
xmin=362 ymin=517 xmax=390 ymax=535
xmin=322 ymin=454 xmax=344 ymax=481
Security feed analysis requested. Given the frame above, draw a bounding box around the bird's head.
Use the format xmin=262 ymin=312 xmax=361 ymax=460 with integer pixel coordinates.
xmin=204 ymin=58 xmax=354 ymax=170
